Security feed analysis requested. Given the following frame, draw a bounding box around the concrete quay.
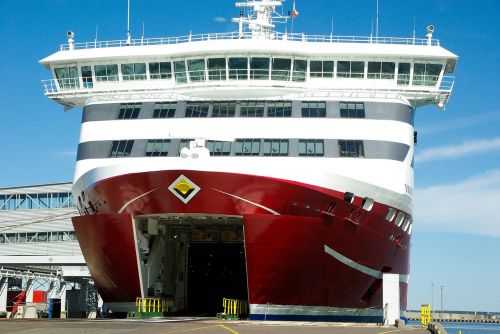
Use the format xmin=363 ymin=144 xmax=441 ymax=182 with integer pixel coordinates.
xmin=406 ymin=311 xmax=500 ymax=323
xmin=0 ymin=318 xmax=432 ymax=334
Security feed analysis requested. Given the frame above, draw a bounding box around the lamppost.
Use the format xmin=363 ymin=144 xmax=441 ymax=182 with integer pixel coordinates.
xmin=440 ymin=285 xmax=444 ymax=321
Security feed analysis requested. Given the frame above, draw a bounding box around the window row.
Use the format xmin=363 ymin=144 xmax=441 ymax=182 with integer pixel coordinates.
xmin=109 ymin=139 xmax=365 ymax=158
xmin=0 ymin=231 xmax=77 ymax=244
xmin=115 ymin=101 xmax=349 ymax=119
xmin=53 ymin=59 xmax=443 ymax=89
xmin=0 ymin=192 xmax=74 ymax=211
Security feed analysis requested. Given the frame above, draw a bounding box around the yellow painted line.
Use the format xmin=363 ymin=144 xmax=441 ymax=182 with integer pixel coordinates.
xmin=218 ymin=324 xmax=240 ymax=334
xmin=377 ymin=330 xmax=402 ymax=334
xmin=159 ymin=324 xmax=221 ymax=334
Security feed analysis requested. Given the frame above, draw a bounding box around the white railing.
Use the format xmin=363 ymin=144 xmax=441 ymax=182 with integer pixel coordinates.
xmin=41 ymin=74 xmax=455 ymax=96
xmin=60 ymin=31 xmax=439 ymax=51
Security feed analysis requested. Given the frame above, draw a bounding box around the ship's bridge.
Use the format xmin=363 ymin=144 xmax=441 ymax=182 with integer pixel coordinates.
xmin=40 ymin=30 xmax=457 ymax=110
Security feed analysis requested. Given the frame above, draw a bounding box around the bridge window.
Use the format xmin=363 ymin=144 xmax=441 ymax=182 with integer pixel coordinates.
xmin=367 ymin=62 xmax=395 ymax=79
xmin=340 ymin=102 xmax=365 ymax=118
xmin=153 ymin=102 xmax=176 ymax=118
xmin=94 ymin=64 xmax=118 ymax=82
xmin=299 ymin=139 xmax=324 ymax=156
xmin=118 ymin=103 xmax=141 ymax=119
xmin=235 ymin=139 xmax=261 ymax=156
xmin=240 ymin=101 xmax=264 ymax=117
xmin=267 ymin=101 xmax=292 ymax=117
xmin=337 ymin=61 xmax=364 ymax=78
xmin=121 ymin=63 xmax=146 ymax=81
xmin=339 ymin=140 xmax=364 ymax=157
xmin=250 ymin=57 xmax=270 ymax=80
xmin=301 ymin=102 xmax=326 ymax=117
xmin=207 ymin=141 xmax=232 ymax=156
xmin=271 ymin=58 xmax=291 ymax=81
xmin=149 ymin=62 xmax=172 ymax=80
xmin=109 ymin=140 xmax=134 ymax=157
xmin=397 ymin=63 xmax=410 ymax=85
xmin=174 ymin=61 xmax=187 ymax=83
xmin=187 ymin=59 xmax=206 ymax=82
xmin=229 ymin=57 xmax=248 ymax=80
xmin=212 ymin=102 xmax=236 ymax=117
xmin=208 ymin=58 xmax=227 ymax=81
xmin=146 ymin=139 xmax=171 ymax=156
xmin=263 ymin=139 xmax=289 ymax=156
xmin=310 ymin=61 xmax=334 ymax=78
xmin=81 ymin=66 xmax=93 ymax=88
xmin=185 ymin=103 xmax=209 ymax=117
xmin=54 ymin=66 xmax=79 ymax=89
xmin=292 ymin=59 xmax=307 ymax=82
xmin=413 ymin=63 xmax=442 ymax=86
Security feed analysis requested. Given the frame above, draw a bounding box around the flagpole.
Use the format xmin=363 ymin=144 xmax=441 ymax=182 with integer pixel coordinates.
xmin=291 ymin=1 xmax=295 ymax=35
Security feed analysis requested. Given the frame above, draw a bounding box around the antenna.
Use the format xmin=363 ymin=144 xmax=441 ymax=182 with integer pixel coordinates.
xmin=126 ymin=0 xmax=131 ymax=45
xmin=412 ymin=16 xmax=416 ymax=41
xmin=95 ymin=25 xmax=98 ymax=48
xmin=375 ymin=0 xmax=379 ymax=39
xmin=330 ymin=17 xmax=334 ymax=36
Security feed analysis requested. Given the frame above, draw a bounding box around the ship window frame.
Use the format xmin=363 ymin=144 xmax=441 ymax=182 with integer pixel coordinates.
xmin=80 ymin=65 xmax=93 ymax=88
xmin=153 ymin=102 xmax=176 ymax=118
xmin=206 ymin=140 xmax=232 ymax=156
xmin=292 ymin=59 xmax=307 ymax=82
xmin=338 ymin=140 xmax=365 ymax=157
xmin=187 ymin=58 xmax=206 ymax=82
xmin=240 ymin=101 xmax=264 ymax=117
xmin=340 ymin=102 xmax=365 ymax=118
xmin=397 ymin=62 xmax=411 ymax=85
xmin=211 ymin=102 xmax=236 ymax=117
xmin=118 ymin=103 xmax=141 ymax=119
xmin=367 ymin=61 xmax=395 ymax=79
xmin=267 ymin=101 xmax=292 ymax=117
xmin=271 ymin=58 xmax=292 ymax=81
xmin=185 ymin=102 xmax=210 ymax=117
xmin=94 ymin=64 xmax=118 ymax=82
xmin=395 ymin=212 xmax=405 ymax=227
xmin=299 ymin=139 xmax=324 ymax=157
xmin=109 ymin=140 xmax=134 ymax=158
xmin=301 ymin=102 xmax=326 ymax=117
xmin=228 ymin=57 xmax=248 ymax=80
xmin=121 ymin=62 xmax=146 ymax=81
xmin=385 ymin=208 xmax=396 ymax=222
xmin=174 ymin=60 xmax=187 ymax=84
xmin=235 ymin=139 xmax=261 ymax=156
xmin=310 ymin=60 xmax=334 ymax=78
xmin=179 ymin=139 xmax=194 ymax=155
xmin=54 ymin=66 xmax=79 ymax=90
xmin=250 ymin=57 xmax=270 ymax=80
xmin=145 ymin=139 xmax=171 ymax=157
xmin=207 ymin=58 xmax=227 ymax=81
xmin=263 ymin=139 xmax=289 ymax=156
xmin=149 ymin=61 xmax=172 ymax=80
xmin=337 ymin=61 xmax=365 ymax=79
xmin=413 ymin=63 xmax=443 ymax=86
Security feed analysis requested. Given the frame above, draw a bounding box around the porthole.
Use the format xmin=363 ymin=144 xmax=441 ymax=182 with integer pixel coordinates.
xmin=395 ymin=212 xmax=405 ymax=227
xmin=362 ymin=197 xmax=374 ymax=211
xmin=385 ymin=208 xmax=396 ymax=222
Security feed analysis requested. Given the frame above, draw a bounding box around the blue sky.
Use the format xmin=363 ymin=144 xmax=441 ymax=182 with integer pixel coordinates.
xmin=0 ymin=0 xmax=499 ymax=312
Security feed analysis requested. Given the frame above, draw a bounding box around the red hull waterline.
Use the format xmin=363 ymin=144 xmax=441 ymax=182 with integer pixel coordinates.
xmin=72 ymin=170 xmax=410 ymax=322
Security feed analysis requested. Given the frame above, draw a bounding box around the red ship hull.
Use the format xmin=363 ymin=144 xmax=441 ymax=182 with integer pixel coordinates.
xmin=72 ymin=170 xmax=410 ymax=321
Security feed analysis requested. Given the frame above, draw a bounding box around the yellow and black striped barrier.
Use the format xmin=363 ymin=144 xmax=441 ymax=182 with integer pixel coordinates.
xmin=218 ymin=298 xmax=248 ymax=320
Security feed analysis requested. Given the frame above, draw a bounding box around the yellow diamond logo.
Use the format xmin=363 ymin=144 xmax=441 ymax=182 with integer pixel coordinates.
xmin=168 ymin=175 xmax=200 ymax=204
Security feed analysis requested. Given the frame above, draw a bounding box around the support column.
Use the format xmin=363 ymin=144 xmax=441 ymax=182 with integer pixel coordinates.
xmin=48 ymin=281 xmax=58 ymax=300
xmin=25 ymin=279 xmax=34 ymax=303
xmin=383 ymin=273 xmax=400 ymax=326
xmin=0 ymin=277 xmax=9 ymax=312
xmin=59 ymin=282 xmax=67 ymax=318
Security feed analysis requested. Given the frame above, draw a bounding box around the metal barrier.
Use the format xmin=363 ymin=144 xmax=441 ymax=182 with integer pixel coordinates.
xmin=219 ymin=298 xmax=248 ymax=319
xmin=135 ymin=297 xmax=174 ymax=313
xmin=421 ymin=304 xmax=432 ymax=327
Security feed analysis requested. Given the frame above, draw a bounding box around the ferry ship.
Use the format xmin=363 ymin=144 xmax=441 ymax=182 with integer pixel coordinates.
xmin=40 ymin=0 xmax=457 ymax=322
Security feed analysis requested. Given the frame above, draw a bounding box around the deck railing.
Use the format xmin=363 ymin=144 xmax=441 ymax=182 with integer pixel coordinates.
xmin=60 ymin=31 xmax=439 ymax=51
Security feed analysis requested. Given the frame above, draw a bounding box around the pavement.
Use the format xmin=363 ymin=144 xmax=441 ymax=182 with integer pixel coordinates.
xmin=0 ymin=318 xmax=431 ymax=334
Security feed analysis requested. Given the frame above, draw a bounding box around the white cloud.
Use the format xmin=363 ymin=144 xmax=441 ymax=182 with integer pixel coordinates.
xmin=419 ymin=111 xmax=500 ymax=135
xmin=414 ymin=169 xmax=500 ymax=237
xmin=213 ymin=17 xmax=227 ymax=23
xmin=415 ymin=137 xmax=500 ymax=163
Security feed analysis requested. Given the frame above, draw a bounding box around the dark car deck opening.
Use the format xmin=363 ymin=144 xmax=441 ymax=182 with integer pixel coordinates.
xmin=186 ymin=242 xmax=248 ymax=316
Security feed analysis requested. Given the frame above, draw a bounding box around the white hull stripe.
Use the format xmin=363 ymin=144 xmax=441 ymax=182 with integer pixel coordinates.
xmin=324 ymin=245 xmax=409 ymax=283
xmin=118 ymin=188 xmax=157 ymax=213
xmin=211 ymin=188 xmax=280 ymax=215
xmin=250 ymin=303 xmax=382 ymax=317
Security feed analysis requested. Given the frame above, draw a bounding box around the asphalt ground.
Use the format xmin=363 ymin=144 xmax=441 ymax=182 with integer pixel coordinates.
xmin=0 ymin=318 xmax=431 ymax=334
